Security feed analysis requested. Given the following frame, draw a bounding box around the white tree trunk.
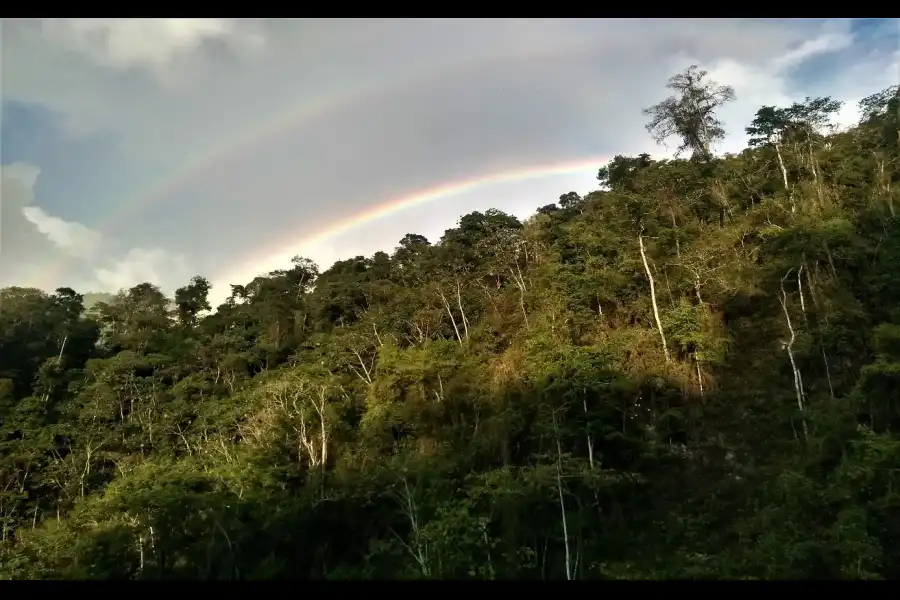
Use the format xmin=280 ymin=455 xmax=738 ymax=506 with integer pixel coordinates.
xmin=391 ymin=477 xmax=431 ymax=578
xmin=439 ymin=290 xmax=463 ymax=345
xmin=779 ymin=272 xmax=808 ymax=439
xmin=821 ymin=346 xmax=835 ymax=400
xmin=695 ymin=354 xmax=705 ymax=399
xmin=455 ymin=281 xmax=470 ymax=342
xmin=509 ymin=267 xmax=530 ymax=329
xmin=582 ymin=397 xmax=594 ymax=470
xmin=797 ymin=265 xmax=808 ymax=324
xmin=351 ymin=349 xmax=373 ymax=385
xmin=639 ymin=235 xmax=670 ymax=363
xmin=552 ymin=411 xmax=572 ymax=580
xmin=775 ymin=141 xmax=794 ymax=214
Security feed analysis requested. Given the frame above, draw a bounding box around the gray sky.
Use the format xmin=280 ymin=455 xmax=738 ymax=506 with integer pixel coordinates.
xmin=2 ymin=18 xmax=898 ymax=307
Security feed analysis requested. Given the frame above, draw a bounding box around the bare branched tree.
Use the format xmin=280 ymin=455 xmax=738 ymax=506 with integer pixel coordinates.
xmin=643 ymin=65 xmax=735 ymax=161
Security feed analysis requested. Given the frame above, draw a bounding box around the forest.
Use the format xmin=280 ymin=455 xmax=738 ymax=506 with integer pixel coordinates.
xmin=1 ymin=66 xmax=899 ymax=579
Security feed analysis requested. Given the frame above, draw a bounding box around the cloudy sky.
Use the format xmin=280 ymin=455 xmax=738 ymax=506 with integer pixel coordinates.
xmin=2 ymin=18 xmax=898 ymax=307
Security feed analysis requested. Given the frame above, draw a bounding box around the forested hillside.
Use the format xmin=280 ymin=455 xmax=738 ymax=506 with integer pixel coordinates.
xmin=1 ymin=68 xmax=899 ymax=579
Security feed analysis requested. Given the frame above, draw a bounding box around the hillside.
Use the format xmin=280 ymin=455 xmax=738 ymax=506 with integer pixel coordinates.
xmin=1 ymin=68 xmax=899 ymax=580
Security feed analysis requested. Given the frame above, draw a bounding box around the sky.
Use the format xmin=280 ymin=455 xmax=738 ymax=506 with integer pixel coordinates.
xmin=1 ymin=18 xmax=898 ymax=308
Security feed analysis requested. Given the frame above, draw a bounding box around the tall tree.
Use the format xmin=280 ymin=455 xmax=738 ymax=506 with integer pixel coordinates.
xmin=174 ymin=276 xmax=212 ymax=328
xmin=642 ymin=65 xmax=735 ymax=161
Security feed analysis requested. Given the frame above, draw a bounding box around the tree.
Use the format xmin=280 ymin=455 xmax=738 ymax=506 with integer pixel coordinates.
xmin=782 ymin=96 xmax=843 ymax=143
xmin=597 ymin=154 xmax=653 ymax=191
xmin=558 ymin=192 xmax=582 ymax=210
xmin=174 ymin=276 xmax=212 ymax=328
xmin=642 ymin=65 xmax=735 ymax=161
xmin=536 ymin=203 xmax=560 ymax=215
xmin=859 ymin=85 xmax=900 ymax=150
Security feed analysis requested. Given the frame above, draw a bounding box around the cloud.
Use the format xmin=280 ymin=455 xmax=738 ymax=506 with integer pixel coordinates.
xmin=1 ymin=162 xmax=64 ymax=287
xmin=771 ymin=20 xmax=855 ymax=71
xmin=92 ymin=248 xmax=190 ymax=293
xmin=39 ymin=19 xmax=243 ymax=68
xmin=21 ymin=205 xmax=101 ymax=259
xmin=33 ymin=19 xmax=265 ymax=87
xmin=0 ymin=162 xmax=189 ymax=294
xmin=1 ymin=18 xmax=897 ymax=305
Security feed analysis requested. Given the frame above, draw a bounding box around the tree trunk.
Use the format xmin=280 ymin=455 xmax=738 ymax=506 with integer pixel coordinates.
xmin=779 ymin=272 xmax=808 ymax=439
xmin=582 ymin=396 xmax=594 ymax=470
xmin=775 ymin=141 xmax=794 ymax=214
xmin=639 ymin=234 xmax=670 ymax=363
xmin=439 ymin=290 xmax=463 ymax=345
xmin=552 ymin=411 xmax=573 ymax=580
xmin=456 ymin=280 xmax=470 ymax=342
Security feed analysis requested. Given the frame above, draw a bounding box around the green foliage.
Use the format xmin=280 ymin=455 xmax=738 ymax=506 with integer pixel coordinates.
xmin=1 ymin=74 xmax=900 ymax=580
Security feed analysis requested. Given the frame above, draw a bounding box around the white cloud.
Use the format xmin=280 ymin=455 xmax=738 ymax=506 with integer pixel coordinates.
xmin=1 ymin=162 xmax=61 ymax=287
xmin=92 ymin=247 xmax=190 ymax=293
xmin=36 ymin=18 xmax=265 ymax=83
xmin=0 ymin=162 xmax=190 ymax=295
xmin=772 ymin=20 xmax=855 ymax=71
xmin=21 ymin=205 xmax=101 ymax=259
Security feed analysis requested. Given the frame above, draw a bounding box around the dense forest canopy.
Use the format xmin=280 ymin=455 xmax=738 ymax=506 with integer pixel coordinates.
xmin=1 ymin=66 xmax=899 ymax=579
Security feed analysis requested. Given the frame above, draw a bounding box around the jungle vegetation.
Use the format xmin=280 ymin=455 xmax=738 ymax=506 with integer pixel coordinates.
xmin=1 ymin=67 xmax=899 ymax=579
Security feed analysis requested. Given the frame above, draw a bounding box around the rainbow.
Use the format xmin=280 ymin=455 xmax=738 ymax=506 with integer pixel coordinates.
xmin=32 ymin=38 xmax=612 ymax=289
xmin=29 ymin=46 xmax=608 ymax=294
xmin=211 ymin=154 xmax=607 ymax=297
xmin=30 ymin=63 xmax=459 ymax=288
xmin=30 ymin=88 xmax=368 ymax=288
